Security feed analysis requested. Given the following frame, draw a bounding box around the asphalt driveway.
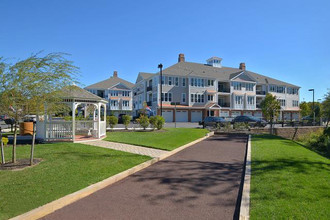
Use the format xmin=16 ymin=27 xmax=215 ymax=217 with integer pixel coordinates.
xmin=43 ymin=134 xmax=248 ymax=220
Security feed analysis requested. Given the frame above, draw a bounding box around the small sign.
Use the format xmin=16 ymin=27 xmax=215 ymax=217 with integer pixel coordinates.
xmin=2 ymin=137 xmax=8 ymax=146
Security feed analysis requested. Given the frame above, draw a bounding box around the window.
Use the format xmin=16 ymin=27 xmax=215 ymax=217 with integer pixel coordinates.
xmin=277 ymin=86 xmax=285 ymax=93
xmin=182 ymin=78 xmax=186 ymax=87
xmin=190 ymin=78 xmax=194 ymax=86
xmin=175 ymin=77 xmax=179 ymax=86
xmin=288 ymin=87 xmax=298 ymax=95
xmin=246 ymin=83 xmax=254 ymax=91
xmin=278 ymin=99 xmax=286 ymax=107
xmin=122 ymin=100 xmax=129 ymax=107
xmin=207 ymin=95 xmax=214 ymax=101
xmin=162 ymin=76 xmax=165 ymax=85
xmin=191 ymin=93 xmax=204 ymax=103
xmin=161 ymin=92 xmax=172 ymax=102
xmin=247 ymin=96 xmax=254 ymax=105
xmin=233 ymin=82 xmax=242 ymax=90
xmin=235 ymin=96 xmax=243 ymax=105
xmin=292 ymin=100 xmax=299 ymax=107
xmin=194 ymin=78 xmax=198 ymax=87
xmin=110 ymin=90 xmax=118 ymax=96
xmin=168 ymin=77 xmax=173 ymax=85
xmin=110 ymin=100 xmax=118 ymax=106
xmin=201 ymin=79 xmax=204 ymax=87
xmin=269 ymin=85 xmax=276 ymax=92
xmin=122 ymin=91 xmax=130 ymax=97
xmin=207 ymin=80 xmax=214 ymax=86
xmin=182 ymin=93 xmax=186 ymax=103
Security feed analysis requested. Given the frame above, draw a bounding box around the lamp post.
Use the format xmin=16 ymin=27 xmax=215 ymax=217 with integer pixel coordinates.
xmin=308 ymin=89 xmax=315 ymax=125
xmin=158 ymin=63 xmax=163 ymax=116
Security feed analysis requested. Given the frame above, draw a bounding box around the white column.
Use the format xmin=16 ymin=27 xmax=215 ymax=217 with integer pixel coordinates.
xmin=72 ymin=102 xmax=76 ymax=142
xmin=97 ymin=103 xmax=101 ymax=139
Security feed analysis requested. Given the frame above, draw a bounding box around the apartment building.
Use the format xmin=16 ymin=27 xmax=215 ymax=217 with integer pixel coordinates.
xmin=133 ymin=54 xmax=300 ymax=122
xmin=85 ymin=71 xmax=134 ymax=116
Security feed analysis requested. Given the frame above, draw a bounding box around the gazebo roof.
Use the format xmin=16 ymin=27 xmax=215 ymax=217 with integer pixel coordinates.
xmin=62 ymin=85 xmax=108 ymax=103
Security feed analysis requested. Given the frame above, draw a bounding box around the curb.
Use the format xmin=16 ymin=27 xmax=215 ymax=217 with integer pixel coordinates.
xmin=239 ymin=134 xmax=251 ymax=220
xmin=11 ymin=132 xmax=214 ymax=220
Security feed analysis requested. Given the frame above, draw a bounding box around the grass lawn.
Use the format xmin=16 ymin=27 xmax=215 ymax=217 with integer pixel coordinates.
xmin=251 ymin=135 xmax=330 ymax=219
xmin=104 ymin=128 xmax=209 ymax=151
xmin=0 ymin=143 xmax=150 ymax=220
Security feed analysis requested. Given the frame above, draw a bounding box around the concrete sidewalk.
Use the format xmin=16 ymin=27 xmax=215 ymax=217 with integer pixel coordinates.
xmin=43 ymin=134 xmax=247 ymax=220
xmin=85 ymin=140 xmax=168 ymax=158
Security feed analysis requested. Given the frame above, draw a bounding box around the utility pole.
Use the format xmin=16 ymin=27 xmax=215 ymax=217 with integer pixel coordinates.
xmin=158 ymin=64 xmax=163 ymax=116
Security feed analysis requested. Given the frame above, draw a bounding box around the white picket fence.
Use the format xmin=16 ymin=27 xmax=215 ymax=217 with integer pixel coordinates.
xmin=45 ymin=121 xmax=73 ymax=141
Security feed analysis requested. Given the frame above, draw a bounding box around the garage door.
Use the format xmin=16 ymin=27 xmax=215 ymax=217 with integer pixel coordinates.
xmin=162 ymin=110 xmax=173 ymax=122
xmin=254 ymin=112 xmax=262 ymax=118
xmin=220 ymin=111 xmax=229 ymax=118
xmin=191 ymin=111 xmax=202 ymax=122
xmin=243 ymin=111 xmax=252 ymax=116
xmin=231 ymin=111 xmax=241 ymax=117
xmin=176 ymin=110 xmax=188 ymax=122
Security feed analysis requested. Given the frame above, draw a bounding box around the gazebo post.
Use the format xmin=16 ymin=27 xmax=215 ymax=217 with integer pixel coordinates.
xmin=97 ymin=103 xmax=101 ymax=139
xmin=72 ymin=101 xmax=76 ymax=142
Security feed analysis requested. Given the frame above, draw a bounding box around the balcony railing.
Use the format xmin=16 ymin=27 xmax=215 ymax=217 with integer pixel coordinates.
xmin=218 ymin=88 xmax=230 ymax=93
xmin=219 ymin=102 xmax=230 ymax=107
xmin=146 ymin=86 xmax=152 ymax=91
xmin=256 ymin=91 xmax=266 ymax=95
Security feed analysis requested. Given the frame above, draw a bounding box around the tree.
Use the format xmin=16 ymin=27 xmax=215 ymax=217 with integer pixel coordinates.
xmin=107 ymin=116 xmax=118 ymax=130
xmin=0 ymin=52 xmax=79 ymax=165
xmin=137 ymin=115 xmax=149 ymax=130
xmin=155 ymin=116 xmax=165 ymax=130
xmin=322 ymin=91 xmax=330 ymax=127
xmin=260 ymin=93 xmax=281 ymax=134
xmin=122 ymin=115 xmax=131 ymax=130
xmin=300 ymin=102 xmax=311 ymax=117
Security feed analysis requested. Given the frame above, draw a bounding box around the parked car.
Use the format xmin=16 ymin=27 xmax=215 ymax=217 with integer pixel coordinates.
xmin=199 ymin=116 xmax=226 ymax=128
xmin=232 ymin=116 xmax=267 ymax=127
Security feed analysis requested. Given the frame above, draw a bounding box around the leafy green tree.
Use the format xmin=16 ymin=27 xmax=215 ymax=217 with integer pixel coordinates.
xmin=260 ymin=93 xmax=281 ymax=134
xmin=107 ymin=116 xmax=118 ymax=130
xmin=137 ymin=115 xmax=149 ymax=130
xmin=300 ymin=102 xmax=311 ymax=117
xmin=155 ymin=116 xmax=165 ymax=130
xmin=0 ymin=53 xmax=79 ymax=165
xmin=322 ymin=91 xmax=330 ymax=127
xmin=122 ymin=115 xmax=131 ymax=130
xmin=149 ymin=116 xmax=157 ymax=130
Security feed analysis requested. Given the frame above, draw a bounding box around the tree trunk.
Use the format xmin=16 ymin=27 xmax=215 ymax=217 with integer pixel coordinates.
xmin=12 ymin=122 xmax=17 ymax=163
xmin=1 ymin=131 xmax=5 ymax=165
xmin=30 ymin=122 xmax=36 ymax=166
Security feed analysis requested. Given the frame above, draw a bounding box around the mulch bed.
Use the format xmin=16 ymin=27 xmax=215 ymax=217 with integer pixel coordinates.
xmin=0 ymin=158 xmax=42 ymax=171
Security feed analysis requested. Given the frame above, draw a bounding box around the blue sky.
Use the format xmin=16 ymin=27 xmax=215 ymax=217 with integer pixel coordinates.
xmin=1 ymin=0 xmax=329 ymax=102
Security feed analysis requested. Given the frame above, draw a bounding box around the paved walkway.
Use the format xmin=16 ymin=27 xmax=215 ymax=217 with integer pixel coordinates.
xmin=43 ymin=134 xmax=247 ymax=220
xmin=85 ymin=140 xmax=168 ymax=158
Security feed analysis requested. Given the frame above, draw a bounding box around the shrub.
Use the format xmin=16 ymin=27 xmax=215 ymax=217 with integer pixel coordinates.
xmin=233 ymin=122 xmax=249 ymax=130
xmin=107 ymin=116 xmax=118 ymax=130
xmin=149 ymin=116 xmax=157 ymax=130
xmin=155 ymin=116 xmax=165 ymax=130
xmin=122 ymin=115 xmax=131 ymax=130
xmin=298 ymin=128 xmax=330 ymax=157
xmin=222 ymin=122 xmax=232 ymax=132
xmin=137 ymin=115 xmax=149 ymax=130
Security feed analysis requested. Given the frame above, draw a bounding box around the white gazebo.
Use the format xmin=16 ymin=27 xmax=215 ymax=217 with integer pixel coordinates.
xmin=36 ymin=86 xmax=108 ymax=142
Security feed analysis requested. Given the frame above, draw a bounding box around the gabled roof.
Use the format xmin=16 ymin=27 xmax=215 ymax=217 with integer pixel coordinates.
xmin=136 ymin=72 xmax=155 ymax=83
xmin=62 ymin=85 xmax=107 ymax=102
xmin=147 ymin=61 xmax=299 ymax=88
xmin=85 ymin=76 xmax=135 ymax=90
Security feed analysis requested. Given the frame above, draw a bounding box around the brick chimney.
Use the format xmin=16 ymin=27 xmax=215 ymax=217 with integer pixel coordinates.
xmin=178 ymin=53 xmax=185 ymax=62
xmin=113 ymin=71 xmax=118 ymax=77
xmin=239 ymin=63 xmax=246 ymax=70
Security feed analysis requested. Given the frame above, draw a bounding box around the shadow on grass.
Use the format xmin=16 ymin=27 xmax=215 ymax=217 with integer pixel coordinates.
xmin=293 ymin=141 xmax=330 ymax=159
